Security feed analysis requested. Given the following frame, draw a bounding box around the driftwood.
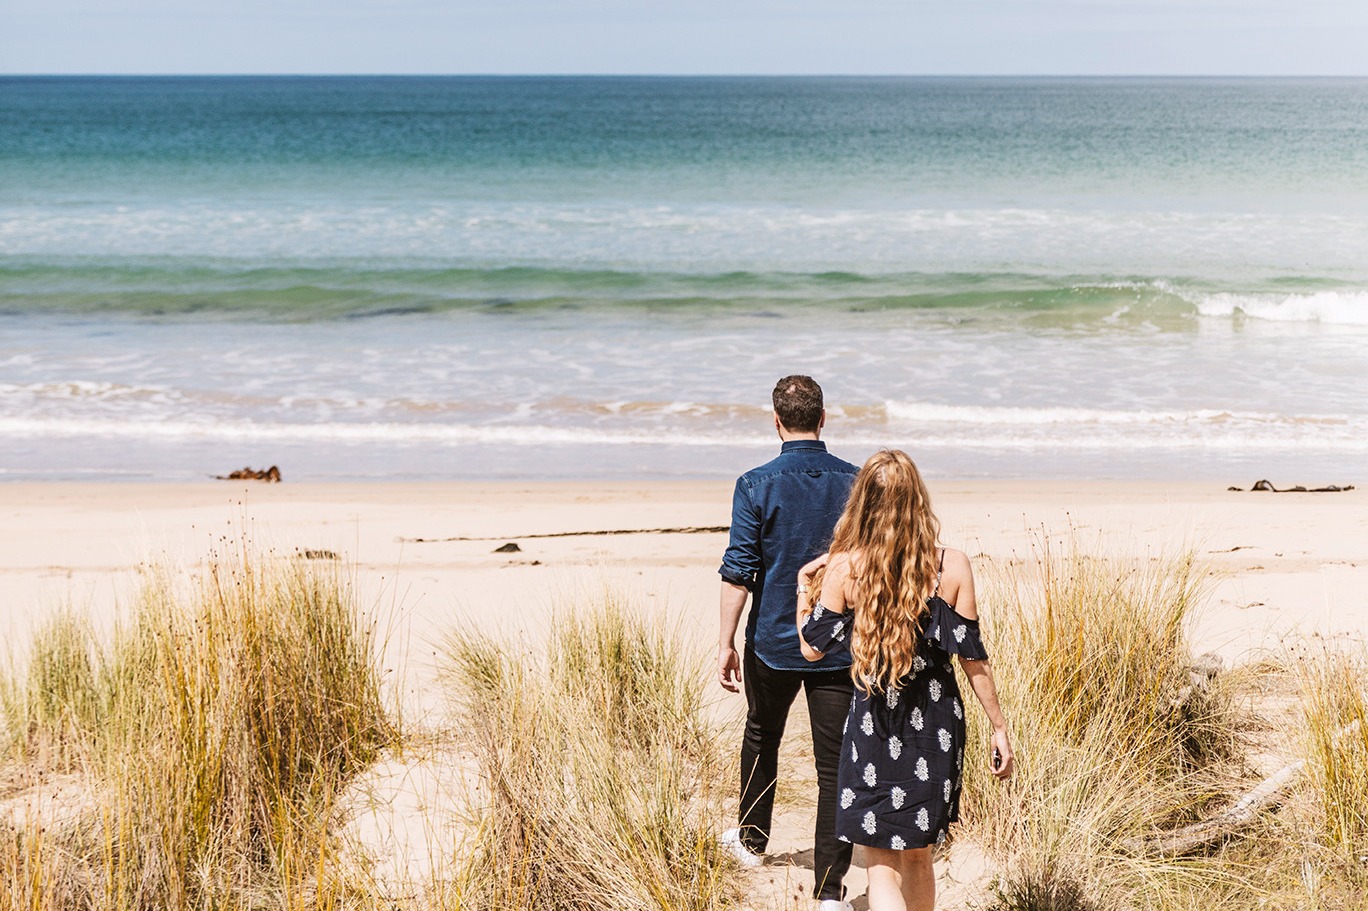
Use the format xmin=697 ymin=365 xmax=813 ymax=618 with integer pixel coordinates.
xmin=1227 ymin=479 xmax=1354 ymax=493
xmin=1131 ymin=717 xmax=1364 ymax=855
xmin=1167 ymin=653 xmax=1224 ymax=716
xmin=215 ymin=465 xmax=282 ymax=482
xmin=401 ymin=525 xmax=729 ymax=543
xmin=1132 ymin=761 xmax=1305 ymax=855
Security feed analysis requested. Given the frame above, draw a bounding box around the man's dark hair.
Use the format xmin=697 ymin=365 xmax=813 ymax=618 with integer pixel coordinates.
xmin=772 ymin=375 xmax=824 ymax=433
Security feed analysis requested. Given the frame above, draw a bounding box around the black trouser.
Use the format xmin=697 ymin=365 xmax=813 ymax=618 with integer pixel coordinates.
xmin=740 ymin=645 xmax=854 ymax=901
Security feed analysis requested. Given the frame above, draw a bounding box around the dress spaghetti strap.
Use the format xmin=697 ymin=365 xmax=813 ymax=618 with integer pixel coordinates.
xmin=933 ymin=547 xmax=945 ymax=596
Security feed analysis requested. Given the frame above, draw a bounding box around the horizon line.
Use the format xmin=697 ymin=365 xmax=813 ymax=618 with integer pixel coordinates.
xmin=5 ymin=72 xmax=1368 ymax=79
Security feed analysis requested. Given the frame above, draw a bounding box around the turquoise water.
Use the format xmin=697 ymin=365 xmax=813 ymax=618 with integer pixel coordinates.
xmin=3 ymin=77 xmax=1367 ymax=481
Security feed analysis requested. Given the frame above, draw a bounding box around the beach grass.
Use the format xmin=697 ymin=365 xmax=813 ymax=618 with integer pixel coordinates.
xmin=5 ymin=530 xmax=1368 ymax=910
xmin=951 ymin=537 xmax=1368 ymax=910
xmin=437 ymin=589 xmax=741 ymax=911
xmin=1295 ymin=650 xmax=1368 ymax=905
xmin=0 ymin=543 xmax=394 ymax=910
xmin=961 ymin=537 xmax=1266 ymax=909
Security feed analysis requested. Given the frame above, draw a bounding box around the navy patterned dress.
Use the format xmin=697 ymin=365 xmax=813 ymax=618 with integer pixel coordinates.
xmin=801 ymin=582 xmax=988 ymax=850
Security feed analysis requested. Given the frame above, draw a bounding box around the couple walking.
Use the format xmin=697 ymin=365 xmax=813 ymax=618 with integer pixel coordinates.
xmin=716 ymin=376 xmax=1014 ymax=911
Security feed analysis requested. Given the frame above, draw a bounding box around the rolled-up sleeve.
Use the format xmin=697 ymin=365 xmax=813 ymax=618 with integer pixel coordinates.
xmin=718 ymin=477 xmax=761 ymax=588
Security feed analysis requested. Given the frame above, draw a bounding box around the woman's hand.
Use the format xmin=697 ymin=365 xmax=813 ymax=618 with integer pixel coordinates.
xmin=796 ymin=552 xmax=830 ymax=606
xmin=989 ymin=730 xmax=1014 ymax=781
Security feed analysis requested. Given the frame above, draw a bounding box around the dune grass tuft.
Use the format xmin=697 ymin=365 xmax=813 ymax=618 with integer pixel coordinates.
xmin=439 ymin=590 xmax=739 ymax=911
xmin=1 ymin=608 xmax=102 ymax=771
xmin=0 ymin=544 xmax=395 ymax=910
xmin=960 ymin=536 xmax=1258 ymax=909
xmin=987 ymin=861 xmax=1099 ymax=911
xmin=1296 ymin=650 xmax=1368 ymax=902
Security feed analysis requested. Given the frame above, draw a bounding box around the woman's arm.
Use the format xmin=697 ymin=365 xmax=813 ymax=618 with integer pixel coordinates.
xmin=944 ymin=549 xmax=1014 ymax=781
xmin=795 ymin=552 xmax=829 ymax=625
xmin=797 ymin=552 xmax=850 ymax=662
xmin=959 ymin=658 xmax=1014 ymax=780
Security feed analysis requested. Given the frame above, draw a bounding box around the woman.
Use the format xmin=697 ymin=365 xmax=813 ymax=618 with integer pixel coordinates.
xmin=797 ymin=449 xmax=1013 ymax=911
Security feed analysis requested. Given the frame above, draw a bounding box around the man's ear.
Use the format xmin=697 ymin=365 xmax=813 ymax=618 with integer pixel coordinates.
xmin=818 ymin=409 xmax=826 ymax=430
xmin=773 ymin=411 xmax=784 ymax=434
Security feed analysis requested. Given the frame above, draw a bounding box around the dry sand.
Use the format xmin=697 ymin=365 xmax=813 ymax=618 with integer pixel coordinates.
xmin=5 ymin=479 xmax=1364 ymax=676
xmin=2 ymin=478 xmax=1365 ymax=905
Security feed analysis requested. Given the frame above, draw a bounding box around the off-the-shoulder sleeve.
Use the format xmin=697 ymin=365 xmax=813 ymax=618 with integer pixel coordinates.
xmin=801 ymin=603 xmax=852 ymax=660
xmin=925 ymin=599 xmax=988 ymax=660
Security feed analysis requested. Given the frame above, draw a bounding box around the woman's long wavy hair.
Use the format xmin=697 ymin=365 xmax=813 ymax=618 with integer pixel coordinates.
xmin=818 ymin=449 xmax=941 ymax=694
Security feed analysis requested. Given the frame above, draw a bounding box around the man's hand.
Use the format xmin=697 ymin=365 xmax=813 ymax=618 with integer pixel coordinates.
xmin=718 ymin=581 xmax=749 ymax=693
xmin=718 ymin=645 xmax=742 ymax=692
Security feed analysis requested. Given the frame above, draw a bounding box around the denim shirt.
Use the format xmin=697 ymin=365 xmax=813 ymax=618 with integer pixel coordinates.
xmin=718 ymin=440 xmax=859 ymax=672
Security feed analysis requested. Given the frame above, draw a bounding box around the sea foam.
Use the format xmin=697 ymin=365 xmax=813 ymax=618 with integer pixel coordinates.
xmin=1195 ymin=290 xmax=1368 ymax=325
xmin=883 ymin=401 xmax=1351 ymax=428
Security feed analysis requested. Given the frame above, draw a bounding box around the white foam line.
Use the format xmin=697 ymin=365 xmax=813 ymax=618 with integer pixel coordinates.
xmin=0 ymin=416 xmax=773 ymax=447
xmin=884 ymin=401 xmax=1354 ymax=427
xmin=5 ymin=417 xmax=1368 ymax=453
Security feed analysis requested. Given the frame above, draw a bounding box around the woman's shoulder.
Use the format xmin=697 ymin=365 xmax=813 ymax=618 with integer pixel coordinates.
xmin=935 ymin=547 xmax=975 ymax=604
xmin=938 ymin=546 xmax=973 ymax=576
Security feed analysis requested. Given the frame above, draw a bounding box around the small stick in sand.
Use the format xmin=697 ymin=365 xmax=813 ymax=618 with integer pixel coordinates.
xmin=400 ymin=525 xmax=729 ymax=543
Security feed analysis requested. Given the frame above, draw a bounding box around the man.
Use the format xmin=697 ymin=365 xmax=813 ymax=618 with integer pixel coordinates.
xmin=717 ymin=375 xmax=859 ymax=910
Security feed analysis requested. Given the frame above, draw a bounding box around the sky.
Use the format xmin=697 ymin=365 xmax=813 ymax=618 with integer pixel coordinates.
xmin=4 ymin=0 xmax=1368 ymax=76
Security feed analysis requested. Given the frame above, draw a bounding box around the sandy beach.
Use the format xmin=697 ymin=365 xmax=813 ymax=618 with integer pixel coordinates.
xmin=2 ymin=477 xmax=1365 ymax=905
xmin=7 ymin=479 xmax=1364 ymax=674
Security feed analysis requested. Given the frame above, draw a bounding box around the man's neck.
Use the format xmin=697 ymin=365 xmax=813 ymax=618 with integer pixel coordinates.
xmin=774 ymin=411 xmax=825 ymax=443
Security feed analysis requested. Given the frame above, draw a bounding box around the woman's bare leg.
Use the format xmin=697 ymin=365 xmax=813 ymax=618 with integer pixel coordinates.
xmin=901 ymin=846 xmax=935 ymax=911
xmin=864 ymin=847 xmax=908 ymax=911
xmin=864 ymin=845 xmax=934 ymax=911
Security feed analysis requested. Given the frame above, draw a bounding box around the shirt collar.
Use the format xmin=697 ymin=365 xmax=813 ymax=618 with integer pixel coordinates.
xmin=780 ymin=439 xmax=827 ymax=453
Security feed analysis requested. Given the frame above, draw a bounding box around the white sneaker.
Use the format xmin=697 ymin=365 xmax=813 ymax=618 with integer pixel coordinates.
xmin=815 ymin=901 xmax=854 ymax=911
xmin=718 ymin=827 xmax=764 ymax=868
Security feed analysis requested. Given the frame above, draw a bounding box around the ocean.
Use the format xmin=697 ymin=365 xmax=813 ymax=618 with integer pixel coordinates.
xmin=3 ymin=76 xmax=1367 ymax=482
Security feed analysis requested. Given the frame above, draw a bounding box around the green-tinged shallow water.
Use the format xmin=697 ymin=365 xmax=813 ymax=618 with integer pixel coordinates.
xmin=3 ymin=77 xmax=1367 ymax=481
